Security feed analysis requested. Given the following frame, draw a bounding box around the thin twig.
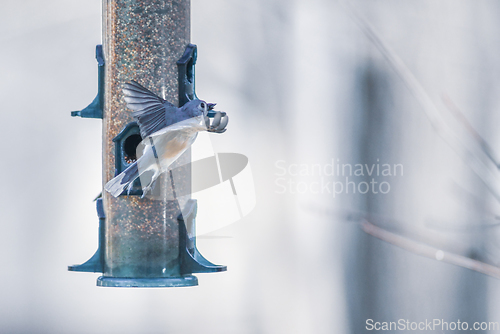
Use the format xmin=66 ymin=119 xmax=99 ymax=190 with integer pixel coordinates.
xmin=360 ymin=219 xmax=500 ymax=279
xmin=441 ymin=93 xmax=500 ymax=169
xmin=341 ymin=1 xmax=500 ymax=202
xmin=302 ymin=202 xmax=500 ymax=280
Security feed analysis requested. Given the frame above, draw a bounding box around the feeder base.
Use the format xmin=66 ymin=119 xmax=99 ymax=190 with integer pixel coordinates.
xmin=97 ymin=275 xmax=198 ymax=288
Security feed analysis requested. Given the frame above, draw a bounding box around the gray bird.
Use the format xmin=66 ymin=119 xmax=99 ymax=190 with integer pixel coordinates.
xmin=105 ymin=81 xmax=228 ymax=197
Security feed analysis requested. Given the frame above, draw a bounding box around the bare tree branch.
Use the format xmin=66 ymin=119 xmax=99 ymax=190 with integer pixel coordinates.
xmin=341 ymin=1 xmax=500 ymax=202
xmin=360 ymin=219 xmax=500 ymax=279
xmin=441 ymin=93 xmax=500 ymax=169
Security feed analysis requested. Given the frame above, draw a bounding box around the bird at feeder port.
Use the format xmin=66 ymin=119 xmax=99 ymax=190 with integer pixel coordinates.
xmin=105 ymin=81 xmax=229 ymax=197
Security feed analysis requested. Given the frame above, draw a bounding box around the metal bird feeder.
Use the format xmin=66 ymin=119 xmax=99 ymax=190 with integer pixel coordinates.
xmin=69 ymin=0 xmax=226 ymax=287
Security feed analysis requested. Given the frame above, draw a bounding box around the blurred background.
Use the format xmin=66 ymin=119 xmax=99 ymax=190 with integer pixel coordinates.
xmin=3 ymin=0 xmax=500 ymax=333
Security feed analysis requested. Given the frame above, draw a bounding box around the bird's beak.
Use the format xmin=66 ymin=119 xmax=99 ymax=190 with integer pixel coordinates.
xmin=208 ymin=103 xmax=216 ymax=110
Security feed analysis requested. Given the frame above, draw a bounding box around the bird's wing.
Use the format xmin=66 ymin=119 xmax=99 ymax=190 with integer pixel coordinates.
xmin=123 ymin=81 xmax=176 ymax=138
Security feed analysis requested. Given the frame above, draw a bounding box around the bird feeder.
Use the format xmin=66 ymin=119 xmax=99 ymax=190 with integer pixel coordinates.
xmin=69 ymin=0 xmax=226 ymax=287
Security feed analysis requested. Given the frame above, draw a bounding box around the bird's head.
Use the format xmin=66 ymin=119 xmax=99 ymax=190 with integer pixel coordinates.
xmin=184 ymin=99 xmax=216 ymax=117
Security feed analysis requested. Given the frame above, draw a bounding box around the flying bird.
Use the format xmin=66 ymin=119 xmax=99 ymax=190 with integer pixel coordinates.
xmin=105 ymin=81 xmax=228 ymax=197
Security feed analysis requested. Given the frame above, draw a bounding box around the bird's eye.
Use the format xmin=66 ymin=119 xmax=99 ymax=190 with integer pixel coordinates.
xmin=200 ymin=102 xmax=205 ymax=109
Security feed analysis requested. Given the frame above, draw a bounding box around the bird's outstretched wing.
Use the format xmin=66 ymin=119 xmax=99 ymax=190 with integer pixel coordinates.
xmin=123 ymin=81 xmax=176 ymax=138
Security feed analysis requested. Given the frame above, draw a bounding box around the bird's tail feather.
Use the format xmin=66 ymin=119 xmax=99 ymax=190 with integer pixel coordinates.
xmin=104 ymin=161 xmax=140 ymax=197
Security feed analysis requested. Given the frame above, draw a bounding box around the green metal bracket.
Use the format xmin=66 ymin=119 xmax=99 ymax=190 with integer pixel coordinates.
xmin=68 ymin=198 xmax=105 ymax=273
xmin=179 ymin=200 xmax=227 ymax=274
xmin=71 ymin=45 xmax=104 ymax=119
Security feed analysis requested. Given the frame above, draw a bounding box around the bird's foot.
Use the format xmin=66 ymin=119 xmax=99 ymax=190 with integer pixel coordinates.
xmin=126 ymin=182 xmax=134 ymax=196
xmin=140 ymin=186 xmax=151 ymax=198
